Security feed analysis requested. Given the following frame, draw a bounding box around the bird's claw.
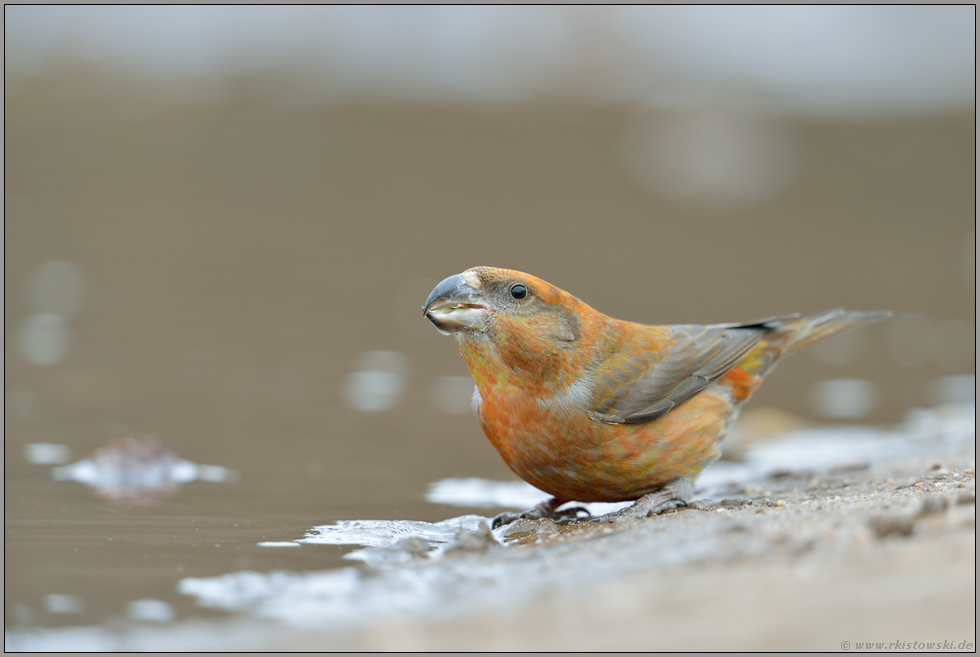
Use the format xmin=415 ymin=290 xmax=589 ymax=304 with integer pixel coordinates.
xmin=588 ymin=499 xmax=687 ymax=523
xmin=590 ymin=486 xmax=692 ymax=523
xmin=491 ymin=511 xmax=525 ymax=529
xmin=552 ymin=506 xmax=591 ymax=524
xmin=491 ymin=498 xmax=585 ymax=528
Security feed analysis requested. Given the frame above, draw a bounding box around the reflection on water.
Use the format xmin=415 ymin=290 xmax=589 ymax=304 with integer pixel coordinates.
xmin=930 ymin=320 xmax=975 ymax=371
xmin=885 ymin=313 xmax=934 ymax=367
xmin=28 ymin=261 xmax=85 ymax=319
xmin=621 ymin=111 xmax=799 ymax=203
xmin=427 ymin=477 xmax=550 ymax=509
xmin=18 ymin=314 xmax=71 ymax=367
xmin=23 ymin=442 xmax=72 ymax=465
xmin=426 ymin=478 xmax=632 ymax=517
xmin=808 ymin=378 xmax=878 ymax=419
xmin=18 ymin=261 xmax=85 ymax=367
xmin=127 ymin=599 xmax=175 ymax=624
xmin=50 ymin=436 xmax=238 ymax=503
xmin=5 ymin=385 xmax=40 ymax=422
xmin=343 ymin=351 xmax=409 ymax=412
xmin=931 ymin=375 xmax=975 ymax=406
xmin=806 ymin=327 xmax=865 ymax=366
xmin=429 ymin=375 xmax=476 ymax=414
xmin=44 ymin=594 xmax=84 ymax=615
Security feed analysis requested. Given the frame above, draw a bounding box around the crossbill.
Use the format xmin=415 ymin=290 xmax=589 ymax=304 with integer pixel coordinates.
xmin=423 ymin=267 xmax=889 ymax=525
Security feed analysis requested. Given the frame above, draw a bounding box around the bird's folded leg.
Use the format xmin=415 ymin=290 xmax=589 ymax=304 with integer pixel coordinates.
xmin=591 ymin=478 xmax=695 ymax=523
xmin=491 ymin=497 xmax=570 ymax=529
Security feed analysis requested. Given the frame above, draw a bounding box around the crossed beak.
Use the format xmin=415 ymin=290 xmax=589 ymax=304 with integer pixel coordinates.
xmin=423 ymin=273 xmax=487 ymax=335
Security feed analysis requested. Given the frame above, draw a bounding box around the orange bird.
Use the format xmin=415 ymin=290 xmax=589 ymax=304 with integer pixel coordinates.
xmin=423 ymin=267 xmax=889 ymax=525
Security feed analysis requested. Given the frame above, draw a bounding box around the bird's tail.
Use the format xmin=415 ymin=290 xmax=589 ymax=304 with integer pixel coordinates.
xmin=736 ymin=308 xmax=892 ymax=379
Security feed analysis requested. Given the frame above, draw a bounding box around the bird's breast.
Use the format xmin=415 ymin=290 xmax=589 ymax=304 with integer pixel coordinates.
xmin=475 ymin=380 xmax=734 ymax=503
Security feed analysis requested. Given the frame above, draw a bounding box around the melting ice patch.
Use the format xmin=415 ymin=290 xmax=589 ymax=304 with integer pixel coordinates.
xmin=179 ymin=522 xmax=720 ymax=629
xmin=51 ymin=436 xmax=238 ymax=503
xmin=301 ymin=515 xmax=491 ymax=548
xmin=299 ymin=515 xmax=502 ymax=567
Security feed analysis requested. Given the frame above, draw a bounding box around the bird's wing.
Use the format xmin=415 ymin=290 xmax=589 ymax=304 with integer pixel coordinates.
xmin=587 ymin=319 xmax=786 ymax=424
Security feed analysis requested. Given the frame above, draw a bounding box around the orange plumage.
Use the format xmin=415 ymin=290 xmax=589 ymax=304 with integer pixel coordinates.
xmin=424 ymin=267 xmax=889 ymax=522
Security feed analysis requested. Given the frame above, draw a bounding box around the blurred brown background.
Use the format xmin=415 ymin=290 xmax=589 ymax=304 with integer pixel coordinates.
xmin=4 ymin=6 xmax=975 ymax=631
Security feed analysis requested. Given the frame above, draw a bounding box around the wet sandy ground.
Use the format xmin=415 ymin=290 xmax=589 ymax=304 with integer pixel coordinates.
xmin=396 ymin=453 xmax=975 ymax=652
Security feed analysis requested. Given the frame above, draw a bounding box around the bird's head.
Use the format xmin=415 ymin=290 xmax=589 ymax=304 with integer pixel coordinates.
xmin=423 ymin=267 xmax=600 ymax=383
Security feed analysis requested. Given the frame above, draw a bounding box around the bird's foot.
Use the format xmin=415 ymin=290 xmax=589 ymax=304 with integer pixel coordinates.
xmin=590 ymin=478 xmax=695 ymax=524
xmin=491 ymin=497 xmax=580 ymax=529
xmin=551 ymin=506 xmax=591 ymax=524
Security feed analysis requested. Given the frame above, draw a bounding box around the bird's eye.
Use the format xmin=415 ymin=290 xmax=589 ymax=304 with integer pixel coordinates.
xmin=510 ymin=284 xmax=527 ymax=299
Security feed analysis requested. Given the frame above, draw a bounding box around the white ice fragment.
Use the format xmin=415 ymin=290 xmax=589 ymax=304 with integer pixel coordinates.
xmin=301 ymin=515 xmax=489 ymax=548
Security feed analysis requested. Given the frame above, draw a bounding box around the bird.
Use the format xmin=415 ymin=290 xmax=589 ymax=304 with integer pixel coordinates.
xmin=423 ymin=267 xmax=890 ymax=526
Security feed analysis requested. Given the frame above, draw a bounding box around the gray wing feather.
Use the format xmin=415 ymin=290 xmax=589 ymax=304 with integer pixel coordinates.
xmin=590 ymin=322 xmax=772 ymax=425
